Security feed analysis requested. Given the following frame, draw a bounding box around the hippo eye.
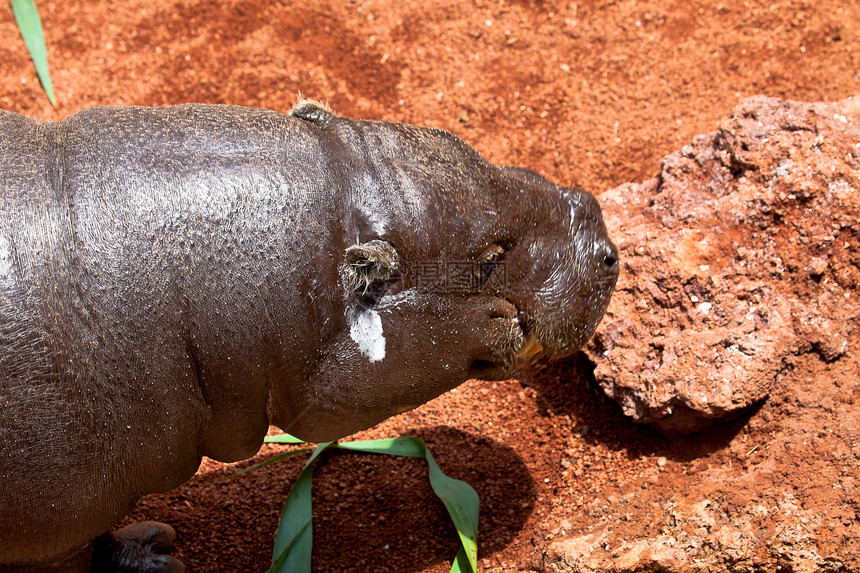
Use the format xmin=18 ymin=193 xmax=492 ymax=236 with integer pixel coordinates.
xmin=475 ymin=243 xmax=506 ymax=292
xmin=478 ymin=243 xmax=505 ymax=264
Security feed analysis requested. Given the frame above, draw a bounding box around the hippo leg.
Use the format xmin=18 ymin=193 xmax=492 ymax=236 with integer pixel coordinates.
xmin=90 ymin=522 xmax=184 ymax=573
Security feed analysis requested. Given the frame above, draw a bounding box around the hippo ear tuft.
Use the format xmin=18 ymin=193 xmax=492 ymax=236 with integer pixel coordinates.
xmin=290 ymin=97 xmax=337 ymax=128
xmin=343 ymin=240 xmax=400 ymax=297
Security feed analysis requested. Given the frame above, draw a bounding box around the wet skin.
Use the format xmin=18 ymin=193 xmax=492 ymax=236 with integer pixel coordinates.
xmin=0 ymin=101 xmax=618 ymax=572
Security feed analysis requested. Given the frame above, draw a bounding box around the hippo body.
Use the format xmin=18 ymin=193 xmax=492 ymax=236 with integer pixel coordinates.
xmin=0 ymin=102 xmax=617 ymax=572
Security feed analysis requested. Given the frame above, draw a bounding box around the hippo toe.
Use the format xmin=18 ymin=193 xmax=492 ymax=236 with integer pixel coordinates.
xmin=91 ymin=522 xmax=184 ymax=573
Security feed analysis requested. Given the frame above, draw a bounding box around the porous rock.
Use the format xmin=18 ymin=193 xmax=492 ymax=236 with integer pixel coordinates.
xmin=543 ymin=96 xmax=860 ymax=573
xmin=588 ymin=95 xmax=860 ymax=436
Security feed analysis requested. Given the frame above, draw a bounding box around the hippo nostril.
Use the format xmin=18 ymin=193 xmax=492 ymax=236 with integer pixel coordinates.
xmin=604 ymin=253 xmax=618 ymax=267
xmin=602 ymin=242 xmax=619 ymax=268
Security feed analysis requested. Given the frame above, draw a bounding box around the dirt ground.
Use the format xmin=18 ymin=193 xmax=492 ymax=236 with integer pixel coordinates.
xmin=2 ymin=0 xmax=859 ymax=571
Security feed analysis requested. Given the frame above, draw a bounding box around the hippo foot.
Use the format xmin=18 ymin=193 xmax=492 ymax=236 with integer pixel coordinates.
xmin=90 ymin=521 xmax=184 ymax=573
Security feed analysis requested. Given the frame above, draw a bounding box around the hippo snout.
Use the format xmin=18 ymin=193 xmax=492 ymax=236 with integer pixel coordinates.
xmin=563 ymin=190 xmax=618 ymax=353
xmin=515 ymin=188 xmax=619 ymax=360
xmin=575 ymin=192 xmax=619 ymax=273
xmin=570 ymin=189 xmax=619 ymax=277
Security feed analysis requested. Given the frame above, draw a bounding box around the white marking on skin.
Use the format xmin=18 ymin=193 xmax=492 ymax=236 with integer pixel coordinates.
xmin=563 ymin=189 xmax=585 ymax=236
xmin=0 ymin=236 xmax=12 ymax=279
xmin=377 ymin=289 xmax=419 ymax=309
xmin=367 ymin=209 xmax=388 ymax=235
xmin=349 ymin=143 xmax=429 ymax=243
xmin=353 ymin=172 xmax=391 ymax=236
xmin=397 ymin=170 xmax=426 ymax=221
xmin=350 ymin=309 xmax=386 ymax=362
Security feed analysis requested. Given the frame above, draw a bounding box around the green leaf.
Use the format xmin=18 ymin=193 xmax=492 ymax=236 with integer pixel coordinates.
xmin=333 ymin=436 xmax=427 ymax=458
xmin=219 ymin=448 xmax=313 ymax=482
xmin=269 ymin=441 xmax=333 ymax=573
xmin=425 ymin=447 xmax=479 ymax=573
xmin=264 ymin=434 xmax=307 ymax=445
xmin=449 ymin=546 xmax=474 ymax=573
xmin=267 ymin=519 xmax=310 ymax=573
xmin=10 ymin=0 xmax=56 ymax=107
xmin=268 ymin=436 xmax=480 ymax=573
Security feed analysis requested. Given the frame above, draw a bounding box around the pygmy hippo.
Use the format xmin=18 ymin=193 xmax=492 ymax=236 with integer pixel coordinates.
xmin=0 ymin=100 xmax=618 ymax=572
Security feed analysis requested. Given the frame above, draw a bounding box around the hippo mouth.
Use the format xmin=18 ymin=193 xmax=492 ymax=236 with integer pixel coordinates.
xmin=466 ymin=299 xmax=544 ymax=380
xmin=517 ymin=331 xmax=544 ymax=359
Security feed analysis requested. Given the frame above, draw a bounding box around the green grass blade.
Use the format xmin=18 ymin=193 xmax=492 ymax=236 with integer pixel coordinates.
xmin=426 ymin=448 xmax=479 ymax=573
xmin=271 ymin=463 xmax=312 ymax=573
xmin=449 ymin=546 xmax=473 ymax=573
xmin=222 ymin=434 xmax=308 ymax=482
xmin=270 ymin=441 xmax=333 ymax=573
xmin=10 ymin=0 xmax=56 ymax=107
xmin=267 ymin=519 xmax=310 ymax=573
xmin=266 ymin=435 xmax=479 ymax=571
xmin=264 ymin=434 xmax=307 ymax=445
xmin=219 ymin=448 xmax=313 ymax=482
xmin=334 ymin=436 xmax=427 ymax=458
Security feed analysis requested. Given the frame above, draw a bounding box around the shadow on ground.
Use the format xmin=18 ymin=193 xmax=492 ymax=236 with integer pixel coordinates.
xmin=521 ymin=353 xmax=758 ymax=464
xmin=127 ymin=425 xmax=535 ymax=573
xmin=310 ymin=425 xmax=537 ymax=573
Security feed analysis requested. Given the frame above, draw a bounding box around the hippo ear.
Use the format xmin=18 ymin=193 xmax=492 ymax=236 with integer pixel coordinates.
xmin=343 ymin=240 xmax=400 ymax=299
xmin=290 ymin=98 xmax=336 ymax=128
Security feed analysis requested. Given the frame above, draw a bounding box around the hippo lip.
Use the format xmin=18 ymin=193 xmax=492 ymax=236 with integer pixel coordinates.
xmin=467 ymin=298 xmax=540 ymax=380
xmin=516 ymin=332 xmax=544 ymax=359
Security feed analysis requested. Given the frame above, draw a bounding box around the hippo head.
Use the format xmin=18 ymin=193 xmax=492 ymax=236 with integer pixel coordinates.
xmin=269 ymin=102 xmax=618 ymax=441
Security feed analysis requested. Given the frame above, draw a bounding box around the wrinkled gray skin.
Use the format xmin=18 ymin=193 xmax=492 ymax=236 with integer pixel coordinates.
xmin=0 ymin=101 xmax=618 ymax=572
